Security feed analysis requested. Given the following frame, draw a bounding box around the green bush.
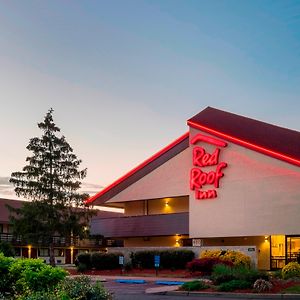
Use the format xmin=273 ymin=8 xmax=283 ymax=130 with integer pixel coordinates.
xmin=9 ymin=258 xmax=67 ymax=296
xmin=130 ymin=250 xmax=195 ymax=269
xmin=0 ymin=252 xmax=14 ymax=294
xmin=282 ymin=262 xmax=300 ymax=279
xmin=77 ymin=262 xmax=88 ymax=273
xmin=76 ymin=252 xmax=91 ymax=269
xmin=181 ymin=280 xmax=209 ymax=291
xmin=58 ymin=275 xmax=111 ymax=299
xmin=0 ymin=241 xmax=15 ymax=257
xmin=17 ymin=290 xmax=65 ymax=300
xmin=211 ymin=264 xmax=235 ymax=285
xmin=231 ymin=266 xmax=269 ymax=284
xmin=217 ymin=280 xmax=252 ymax=292
xmin=211 ymin=264 xmax=269 ymax=285
xmin=91 ymin=252 xmax=122 ymax=270
xmin=19 ymin=276 xmax=111 ymax=300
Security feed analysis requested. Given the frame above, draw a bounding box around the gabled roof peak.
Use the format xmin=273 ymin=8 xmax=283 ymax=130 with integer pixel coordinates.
xmin=188 ymin=107 xmax=300 ymax=166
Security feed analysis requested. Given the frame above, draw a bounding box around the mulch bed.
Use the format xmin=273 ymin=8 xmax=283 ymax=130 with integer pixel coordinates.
xmin=66 ymin=268 xmax=192 ymax=278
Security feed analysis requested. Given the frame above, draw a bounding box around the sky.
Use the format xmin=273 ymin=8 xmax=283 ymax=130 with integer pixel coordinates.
xmin=0 ymin=0 xmax=300 ymax=200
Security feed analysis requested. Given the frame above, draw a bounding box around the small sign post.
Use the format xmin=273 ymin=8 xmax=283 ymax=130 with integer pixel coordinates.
xmin=119 ymin=255 xmax=124 ymax=275
xmin=154 ymin=255 xmax=160 ymax=276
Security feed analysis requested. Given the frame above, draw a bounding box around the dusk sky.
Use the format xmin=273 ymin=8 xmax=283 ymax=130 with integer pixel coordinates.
xmin=1 ymin=0 xmax=300 ymax=199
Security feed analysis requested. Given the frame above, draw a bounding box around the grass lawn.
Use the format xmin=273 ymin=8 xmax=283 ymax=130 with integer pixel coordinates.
xmin=282 ymin=284 xmax=300 ymax=294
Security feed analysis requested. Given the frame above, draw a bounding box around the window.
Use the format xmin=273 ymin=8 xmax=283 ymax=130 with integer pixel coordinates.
xmin=54 ymin=249 xmax=64 ymax=257
xmin=38 ymin=248 xmax=49 ymax=257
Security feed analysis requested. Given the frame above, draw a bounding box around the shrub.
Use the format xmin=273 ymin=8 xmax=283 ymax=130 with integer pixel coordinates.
xmin=0 ymin=252 xmax=14 ymax=294
xmin=160 ymin=250 xmax=195 ymax=269
xmin=76 ymin=252 xmax=91 ymax=269
xmin=21 ymin=264 xmax=67 ymax=292
xmin=91 ymin=252 xmax=122 ymax=270
xmin=9 ymin=258 xmax=67 ymax=295
xmin=58 ymin=275 xmax=111 ymax=299
xmin=231 ymin=266 xmax=269 ymax=284
xmin=130 ymin=250 xmax=194 ymax=269
xmin=200 ymin=249 xmax=251 ymax=268
xmin=211 ymin=264 xmax=269 ymax=285
xmin=211 ymin=264 xmax=235 ymax=285
xmin=186 ymin=257 xmax=233 ymax=275
xmin=217 ymin=279 xmax=252 ymax=292
xmin=17 ymin=290 xmax=64 ymax=300
xmin=253 ymin=279 xmax=273 ymax=293
xmin=77 ymin=262 xmax=88 ymax=273
xmin=181 ymin=280 xmax=209 ymax=291
xmin=0 ymin=241 xmax=15 ymax=257
xmin=282 ymin=262 xmax=300 ymax=279
xmin=124 ymin=262 xmax=132 ymax=271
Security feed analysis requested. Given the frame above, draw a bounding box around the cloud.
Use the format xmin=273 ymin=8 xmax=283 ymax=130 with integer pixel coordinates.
xmin=80 ymin=182 xmax=103 ymax=196
xmin=0 ymin=176 xmax=17 ymax=199
xmin=0 ymin=176 xmax=103 ymax=199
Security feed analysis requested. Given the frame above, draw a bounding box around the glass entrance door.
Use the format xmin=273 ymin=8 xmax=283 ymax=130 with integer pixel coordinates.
xmin=286 ymin=236 xmax=300 ymax=264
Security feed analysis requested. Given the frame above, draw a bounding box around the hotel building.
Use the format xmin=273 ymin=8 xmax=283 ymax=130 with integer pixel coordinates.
xmin=88 ymin=107 xmax=300 ymax=270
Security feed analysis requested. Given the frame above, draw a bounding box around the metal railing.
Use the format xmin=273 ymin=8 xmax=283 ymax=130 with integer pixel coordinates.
xmin=0 ymin=232 xmax=123 ymax=248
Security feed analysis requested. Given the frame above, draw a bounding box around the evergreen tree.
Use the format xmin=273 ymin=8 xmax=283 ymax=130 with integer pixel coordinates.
xmin=9 ymin=109 xmax=94 ymax=266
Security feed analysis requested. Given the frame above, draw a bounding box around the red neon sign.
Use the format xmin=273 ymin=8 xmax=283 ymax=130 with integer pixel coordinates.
xmin=190 ymin=134 xmax=227 ymax=200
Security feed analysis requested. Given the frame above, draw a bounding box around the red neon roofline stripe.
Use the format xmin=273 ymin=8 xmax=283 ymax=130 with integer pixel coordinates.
xmin=86 ymin=132 xmax=189 ymax=204
xmin=190 ymin=133 xmax=227 ymax=147
xmin=188 ymin=120 xmax=300 ymax=167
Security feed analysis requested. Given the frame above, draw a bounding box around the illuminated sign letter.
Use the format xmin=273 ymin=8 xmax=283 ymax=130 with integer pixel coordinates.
xmin=190 ymin=134 xmax=228 ymax=200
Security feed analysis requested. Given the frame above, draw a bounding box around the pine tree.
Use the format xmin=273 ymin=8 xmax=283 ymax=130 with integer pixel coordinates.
xmin=9 ymin=109 xmax=94 ymax=266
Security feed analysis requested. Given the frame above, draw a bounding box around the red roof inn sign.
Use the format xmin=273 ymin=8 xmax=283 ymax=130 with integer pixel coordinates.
xmin=190 ymin=133 xmax=228 ymax=200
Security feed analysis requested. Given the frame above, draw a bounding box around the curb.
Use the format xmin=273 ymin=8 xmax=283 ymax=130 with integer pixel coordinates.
xmin=163 ymin=291 xmax=300 ymax=299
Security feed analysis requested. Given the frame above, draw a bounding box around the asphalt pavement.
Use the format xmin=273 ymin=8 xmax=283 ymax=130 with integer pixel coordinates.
xmin=83 ymin=274 xmax=300 ymax=300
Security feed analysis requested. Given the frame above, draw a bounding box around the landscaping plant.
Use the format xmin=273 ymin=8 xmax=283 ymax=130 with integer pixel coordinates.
xmin=130 ymin=249 xmax=194 ymax=269
xmin=211 ymin=263 xmax=269 ymax=285
xmin=186 ymin=257 xmax=233 ymax=275
xmin=253 ymin=279 xmax=273 ymax=293
xmin=281 ymin=262 xmax=300 ymax=280
xmin=217 ymin=279 xmax=252 ymax=292
xmin=200 ymin=249 xmax=252 ymax=268
xmin=0 ymin=252 xmax=14 ymax=295
xmin=9 ymin=257 xmax=68 ymax=297
xmin=181 ymin=280 xmax=209 ymax=291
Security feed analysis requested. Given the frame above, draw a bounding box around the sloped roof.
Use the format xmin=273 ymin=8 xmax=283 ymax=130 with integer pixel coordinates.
xmin=86 ymin=132 xmax=189 ymax=205
xmin=0 ymin=198 xmax=23 ymax=223
xmin=88 ymin=107 xmax=300 ymax=206
xmin=188 ymin=107 xmax=300 ymax=166
xmin=0 ymin=198 xmax=122 ymax=223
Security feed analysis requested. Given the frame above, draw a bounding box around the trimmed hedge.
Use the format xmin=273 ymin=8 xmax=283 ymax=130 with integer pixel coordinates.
xmin=75 ymin=252 xmax=91 ymax=269
xmin=76 ymin=250 xmax=195 ymax=270
xmin=76 ymin=252 xmax=122 ymax=270
xmin=91 ymin=252 xmax=122 ymax=270
xmin=130 ymin=250 xmax=195 ymax=269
